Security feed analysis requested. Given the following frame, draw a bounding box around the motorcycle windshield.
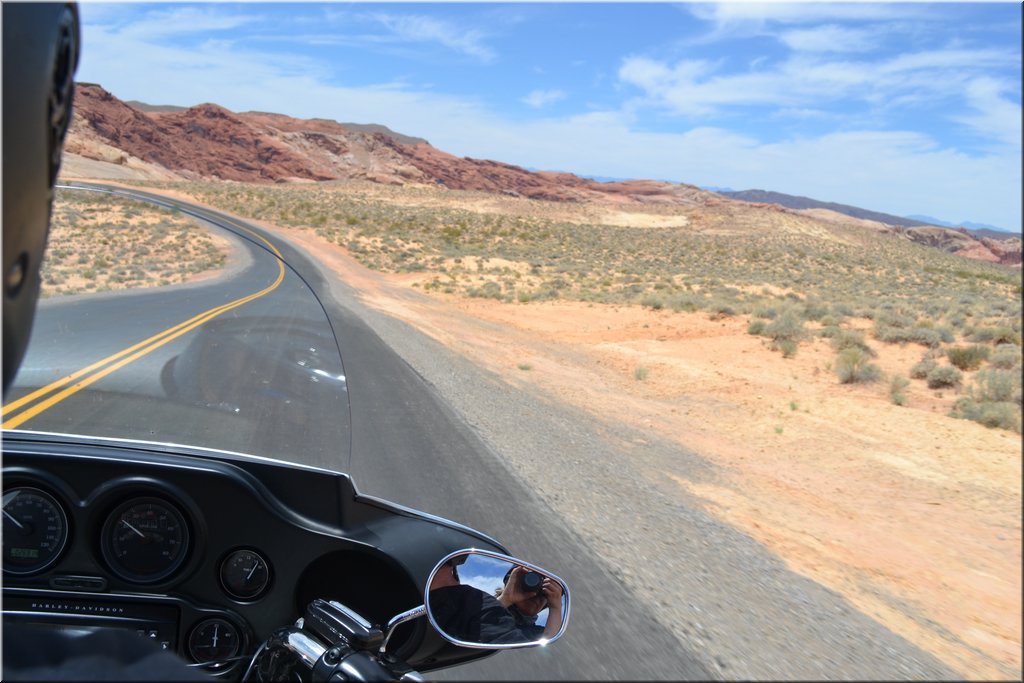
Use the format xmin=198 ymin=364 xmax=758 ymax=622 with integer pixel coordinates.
xmin=2 ymin=185 xmax=352 ymax=471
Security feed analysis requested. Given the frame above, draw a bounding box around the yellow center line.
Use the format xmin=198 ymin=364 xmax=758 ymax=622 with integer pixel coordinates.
xmin=3 ymin=297 xmax=244 ymax=417
xmin=3 ymin=192 xmax=287 ymax=429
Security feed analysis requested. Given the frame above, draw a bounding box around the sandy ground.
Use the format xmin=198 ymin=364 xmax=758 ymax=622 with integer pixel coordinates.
xmin=278 ymin=227 xmax=1022 ymax=680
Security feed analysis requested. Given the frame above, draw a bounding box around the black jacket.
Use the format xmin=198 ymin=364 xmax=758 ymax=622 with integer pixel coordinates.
xmin=429 ymin=585 xmax=533 ymax=645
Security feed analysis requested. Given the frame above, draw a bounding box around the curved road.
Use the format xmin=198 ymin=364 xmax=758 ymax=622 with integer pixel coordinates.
xmin=5 ymin=184 xmax=712 ymax=679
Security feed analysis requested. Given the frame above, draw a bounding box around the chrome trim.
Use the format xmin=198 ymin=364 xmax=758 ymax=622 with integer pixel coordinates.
xmin=328 ymin=600 xmax=374 ymax=631
xmin=284 ymin=630 xmax=326 ymax=668
xmin=380 ymin=605 xmax=426 ymax=655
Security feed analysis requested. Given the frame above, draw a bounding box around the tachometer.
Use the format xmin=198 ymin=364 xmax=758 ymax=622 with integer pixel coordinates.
xmin=3 ymin=487 xmax=69 ymax=575
xmin=101 ymin=497 xmax=189 ymax=583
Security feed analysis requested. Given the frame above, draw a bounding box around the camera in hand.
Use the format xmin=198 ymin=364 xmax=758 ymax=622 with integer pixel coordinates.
xmin=520 ymin=570 xmax=544 ymax=595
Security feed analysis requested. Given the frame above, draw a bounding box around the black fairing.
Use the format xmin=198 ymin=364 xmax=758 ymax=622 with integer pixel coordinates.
xmin=1 ymin=430 xmax=507 ymax=674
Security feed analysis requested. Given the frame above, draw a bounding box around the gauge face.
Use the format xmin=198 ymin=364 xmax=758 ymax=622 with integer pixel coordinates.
xmin=3 ymin=487 xmax=69 ymax=575
xmin=102 ymin=497 xmax=189 ymax=583
xmin=220 ymin=549 xmax=271 ymax=600
xmin=188 ymin=618 xmax=241 ymax=665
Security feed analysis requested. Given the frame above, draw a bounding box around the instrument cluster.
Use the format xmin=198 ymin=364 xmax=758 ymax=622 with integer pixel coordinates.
xmin=2 ymin=477 xmax=271 ymax=602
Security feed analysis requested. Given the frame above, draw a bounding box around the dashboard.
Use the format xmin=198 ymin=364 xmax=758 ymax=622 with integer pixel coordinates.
xmin=2 ymin=431 xmax=503 ymax=677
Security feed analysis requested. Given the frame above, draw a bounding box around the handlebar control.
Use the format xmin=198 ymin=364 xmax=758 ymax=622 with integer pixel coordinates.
xmin=305 ymin=599 xmax=383 ymax=652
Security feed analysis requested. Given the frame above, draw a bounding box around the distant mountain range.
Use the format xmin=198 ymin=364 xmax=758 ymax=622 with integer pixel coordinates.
xmin=718 ymin=189 xmax=1015 ymax=238
xmin=904 ymin=215 xmax=1014 ymax=238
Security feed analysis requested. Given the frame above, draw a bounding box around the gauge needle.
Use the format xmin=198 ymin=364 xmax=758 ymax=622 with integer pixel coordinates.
xmin=3 ymin=508 xmax=25 ymax=529
xmin=121 ymin=519 xmax=146 ymax=538
xmin=246 ymin=563 xmax=258 ymax=580
xmin=212 ymin=624 xmax=219 ymax=647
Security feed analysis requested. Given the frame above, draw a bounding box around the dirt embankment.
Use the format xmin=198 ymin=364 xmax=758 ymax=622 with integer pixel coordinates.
xmin=277 ymin=226 xmax=1022 ymax=681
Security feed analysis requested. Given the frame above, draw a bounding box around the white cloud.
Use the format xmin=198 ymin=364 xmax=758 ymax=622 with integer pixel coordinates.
xmin=954 ymin=77 xmax=1023 ymax=149
xmin=780 ymin=25 xmax=878 ymax=53
xmin=689 ymin=2 xmax=924 ymax=30
xmin=117 ymin=6 xmax=258 ymax=40
xmin=522 ymin=89 xmax=566 ymax=108
xmin=615 ymin=47 xmax=1021 ymax=149
xmin=364 ymin=12 xmax=495 ymax=63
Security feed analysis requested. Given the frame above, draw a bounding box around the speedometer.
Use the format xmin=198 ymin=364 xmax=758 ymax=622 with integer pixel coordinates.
xmin=3 ymin=487 xmax=69 ymax=575
xmin=101 ymin=497 xmax=190 ymax=583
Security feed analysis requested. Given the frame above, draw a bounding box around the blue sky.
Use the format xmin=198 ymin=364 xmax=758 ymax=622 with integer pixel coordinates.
xmin=77 ymin=2 xmax=1021 ymax=232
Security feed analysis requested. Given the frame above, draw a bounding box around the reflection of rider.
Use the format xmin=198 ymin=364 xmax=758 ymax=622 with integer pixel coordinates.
xmin=428 ymin=560 xmax=535 ymax=645
xmin=496 ymin=566 xmax=564 ymax=641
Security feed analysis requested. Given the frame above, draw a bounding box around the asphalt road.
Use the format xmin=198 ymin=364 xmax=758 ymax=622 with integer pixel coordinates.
xmin=6 ymin=185 xmax=712 ymax=679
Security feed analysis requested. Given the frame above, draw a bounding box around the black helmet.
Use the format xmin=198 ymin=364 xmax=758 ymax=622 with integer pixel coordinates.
xmin=2 ymin=3 xmax=80 ymax=394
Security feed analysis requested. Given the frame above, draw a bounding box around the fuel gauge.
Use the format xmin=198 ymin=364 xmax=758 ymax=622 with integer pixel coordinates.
xmin=220 ymin=549 xmax=271 ymax=600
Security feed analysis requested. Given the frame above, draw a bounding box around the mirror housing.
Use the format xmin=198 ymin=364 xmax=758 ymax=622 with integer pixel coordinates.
xmin=424 ymin=549 xmax=570 ymax=649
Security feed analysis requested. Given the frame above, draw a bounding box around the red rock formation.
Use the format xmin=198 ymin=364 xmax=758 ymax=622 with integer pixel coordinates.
xmin=68 ymin=84 xmax=717 ymax=205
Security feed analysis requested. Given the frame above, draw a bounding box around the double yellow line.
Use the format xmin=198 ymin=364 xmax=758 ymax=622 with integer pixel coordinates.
xmin=2 ymin=193 xmax=286 ymax=430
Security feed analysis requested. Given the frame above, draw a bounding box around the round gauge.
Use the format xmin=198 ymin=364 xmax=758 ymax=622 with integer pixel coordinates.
xmin=220 ymin=549 xmax=271 ymax=600
xmin=3 ymin=487 xmax=69 ymax=575
xmin=101 ymin=497 xmax=189 ymax=583
xmin=188 ymin=618 xmax=241 ymax=665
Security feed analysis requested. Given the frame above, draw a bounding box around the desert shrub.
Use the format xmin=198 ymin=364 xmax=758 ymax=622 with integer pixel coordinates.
xmin=709 ymin=302 xmax=736 ymax=318
xmin=936 ymin=325 xmax=956 ymax=343
xmin=835 ymin=348 xmax=882 ymax=384
xmin=910 ymin=357 xmax=937 ymax=379
xmin=764 ymin=310 xmax=806 ymax=342
xmin=830 ymin=329 xmax=876 ymax=356
xmin=945 ymin=345 xmax=991 ymax=371
xmin=875 ymin=325 xmax=943 ymax=348
xmin=747 ymin=319 xmax=767 ymax=336
xmin=775 ymin=339 xmax=799 ymax=358
xmin=989 ymin=344 xmax=1022 ymax=370
xmin=951 ymin=398 xmax=1022 ymax=433
xmin=833 ymin=302 xmax=855 ymax=317
xmin=468 ymin=281 xmax=502 ymax=300
xmin=802 ymin=300 xmax=829 ymax=321
xmin=970 ymin=326 xmax=1022 ymax=346
xmin=818 ymin=325 xmax=841 ymax=338
xmin=926 ymin=365 xmax=962 ymax=389
xmin=876 ymin=309 xmax=916 ymax=329
xmin=668 ymin=293 xmax=701 ymax=312
xmin=970 ymin=368 xmax=1022 ymax=405
xmin=640 ymin=294 xmax=664 ymax=310
xmin=890 ymin=375 xmax=910 ymax=406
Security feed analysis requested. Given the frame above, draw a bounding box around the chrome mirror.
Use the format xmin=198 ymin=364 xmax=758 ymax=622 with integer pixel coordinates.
xmin=424 ymin=549 xmax=570 ymax=649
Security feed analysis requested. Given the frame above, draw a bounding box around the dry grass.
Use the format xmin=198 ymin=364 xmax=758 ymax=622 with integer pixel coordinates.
xmin=41 ymin=188 xmax=228 ymax=297
xmin=122 ymin=178 xmax=1021 ymax=433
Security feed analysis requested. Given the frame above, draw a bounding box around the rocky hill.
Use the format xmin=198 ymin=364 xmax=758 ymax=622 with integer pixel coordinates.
xmin=66 ymin=84 xmax=712 ymax=206
xmin=64 ymin=83 xmax=1020 ymax=267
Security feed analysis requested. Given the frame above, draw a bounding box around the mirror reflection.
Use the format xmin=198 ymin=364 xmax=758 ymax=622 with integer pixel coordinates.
xmin=427 ymin=552 xmax=567 ymax=647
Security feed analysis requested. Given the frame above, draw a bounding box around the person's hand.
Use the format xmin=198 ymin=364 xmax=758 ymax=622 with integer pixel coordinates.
xmin=497 ymin=566 xmax=529 ymax=608
xmin=542 ymin=578 xmax=563 ymax=613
